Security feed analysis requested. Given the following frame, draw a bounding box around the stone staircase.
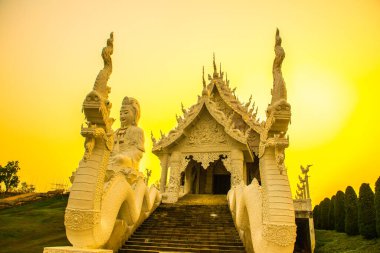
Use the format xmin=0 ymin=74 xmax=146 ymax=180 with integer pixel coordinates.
xmin=120 ymin=195 xmax=246 ymax=253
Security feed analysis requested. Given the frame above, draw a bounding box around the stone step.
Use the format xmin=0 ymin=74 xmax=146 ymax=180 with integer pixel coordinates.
xmin=129 ymin=234 xmax=242 ymax=241
xmin=133 ymin=229 xmax=239 ymax=236
xmin=125 ymin=241 xmax=245 ymax=250
xmin=127 ymin=238 xmax=244 ymax=246
xmin=120 ymin=245 xmax=245 ymax=253
xmin=122 ymin=198 xmax=245 ymax=253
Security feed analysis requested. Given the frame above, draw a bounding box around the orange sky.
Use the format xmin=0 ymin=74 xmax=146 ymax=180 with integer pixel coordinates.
xmin=0 ymin=0 xmax=379 ymax=205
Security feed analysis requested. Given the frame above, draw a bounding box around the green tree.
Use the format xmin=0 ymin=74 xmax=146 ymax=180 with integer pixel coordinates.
xmin=0 ymin=161 xmax=20 ymax=193
xmin=358 ymin=183 xmax=377 ymax=239
xmin=328 ymin=195 xmax=336 ymax=230
xmin=19 ymin=182 xmax=36 ymax=193
xmin=375 ymin=177 xmax=380 ymax=237
xmin=320 ymin=198 xmax=331 ymax=230
xmin=335 ymin=190 xmax=346 ymax=232
xmin=313 ymin=204 xmax=320 ymax=229
xmin=345 ymin=186 xmax=359 ymax=235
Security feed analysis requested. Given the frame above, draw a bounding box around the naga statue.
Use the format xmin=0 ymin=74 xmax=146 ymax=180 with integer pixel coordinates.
xmin=52 ymin=33 xmax=161 ymax=252
xmin=227 ymin=29 xmax=296 ymax=253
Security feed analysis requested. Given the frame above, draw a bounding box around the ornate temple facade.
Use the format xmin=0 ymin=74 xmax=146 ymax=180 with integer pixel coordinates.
xmin=152 ymin=59 xmax=264 ymax=202
xmin=153 ymin=32 xmax=291 ymax=205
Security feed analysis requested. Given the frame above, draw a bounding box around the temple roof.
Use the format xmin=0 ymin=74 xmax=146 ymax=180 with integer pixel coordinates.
xmin=152 ymin=55 xmax=264 ymax=154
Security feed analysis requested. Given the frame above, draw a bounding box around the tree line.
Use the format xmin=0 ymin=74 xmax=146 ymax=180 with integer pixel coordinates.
xmin=0 ymin=161 xmax=35 ymax=194
xmin=313 ymin=177 xmax=380 ymax=239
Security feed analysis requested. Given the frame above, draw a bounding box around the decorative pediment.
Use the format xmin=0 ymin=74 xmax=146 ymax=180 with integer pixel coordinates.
xmin=152 ymin=56 xmax=269 ymax=155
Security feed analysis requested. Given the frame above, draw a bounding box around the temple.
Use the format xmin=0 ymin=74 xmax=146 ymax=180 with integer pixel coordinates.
xmin=44 ymin=30 xmax=315 ymax=253
xmin=152 ymin=29 xmax=315 ymax=252
xmin=153 ymin=29 xmax=290 ymax=203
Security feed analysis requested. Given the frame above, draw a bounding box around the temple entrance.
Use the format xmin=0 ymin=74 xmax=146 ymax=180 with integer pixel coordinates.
xmin=184 ymin=155 xmax=231 ymax=195
xmin=213 ymin=174 xmax=230 ymax=194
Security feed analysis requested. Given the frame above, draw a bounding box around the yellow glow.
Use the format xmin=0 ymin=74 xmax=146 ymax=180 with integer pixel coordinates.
xmin=0 ymin=0 xmax=379 ymax=205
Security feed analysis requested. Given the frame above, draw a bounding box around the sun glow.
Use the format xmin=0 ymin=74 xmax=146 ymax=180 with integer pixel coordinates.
xmin=289 ymin=66 xmax=357 ymax=148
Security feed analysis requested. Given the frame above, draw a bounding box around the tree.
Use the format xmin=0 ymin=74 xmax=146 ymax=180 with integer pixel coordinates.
xmin=313 ymin=204 xmax=320 ymax=229
xmin=328 ymin=195 xmax=336 ymax=230
xmin=320 ymin=198 xmax=331 ymax=230
xmin=335 ymin=190 xmax=346 ymax=232
xmin=0 ymin=161 xmax=20 ymax=193
xmin=345 ymin=186 xmax=359 ymax=235
xmin=358 ymin=183 xmax=377 ymax=239
xmin=375 ymin=177 xmax=380 ymax=237
xmin=19 ymin=182 xmax=36 ymax=193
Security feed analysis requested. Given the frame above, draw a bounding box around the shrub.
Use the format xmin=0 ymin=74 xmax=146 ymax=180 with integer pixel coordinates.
xmin=320 ymin=198 xmax=331 ymax=230
xmin=345 ymin=186 xmax=359 ymax=235
xmin=335 ymin=190 xmax=346 ymax=232
xmin=358 ymin=183 xmax=377 ymax=239
xmin=328 ymin=195 xmax=336 ymax=230
xmin=375 ymin=177 xmax=380 ymax=237
xmin=313 ymin=204 xmax=320 ymax=229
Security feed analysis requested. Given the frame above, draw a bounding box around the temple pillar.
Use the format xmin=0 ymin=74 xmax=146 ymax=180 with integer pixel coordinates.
xmin=159 ymin=153 xmax=169 ymax=193
xmin=230 ymin=149 xmax=244 ymax=188
xmin=164 ymin=151 xmax=181 ymax=203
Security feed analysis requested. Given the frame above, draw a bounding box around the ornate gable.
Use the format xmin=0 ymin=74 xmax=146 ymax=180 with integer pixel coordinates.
xmin=152 ymin=55 xmax=263 ymax=156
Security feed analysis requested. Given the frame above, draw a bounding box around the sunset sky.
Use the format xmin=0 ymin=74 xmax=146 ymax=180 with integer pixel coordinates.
xmin=0 ymin=0 xmax=379 ymax=205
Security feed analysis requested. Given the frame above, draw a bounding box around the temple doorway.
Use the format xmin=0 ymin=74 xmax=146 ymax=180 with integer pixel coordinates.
xmin=184 ymin=155 xmax=231 ymax=195
xmin=213 ymin=174 xmax=230 ymax=194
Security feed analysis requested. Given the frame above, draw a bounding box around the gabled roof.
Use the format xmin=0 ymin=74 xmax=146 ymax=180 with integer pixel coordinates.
xmin=152 ymin=56 xmax=264 ymax=154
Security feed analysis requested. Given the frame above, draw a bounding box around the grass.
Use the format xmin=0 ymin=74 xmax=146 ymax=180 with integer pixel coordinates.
xmin=1 ymin=196 xmax=380 ymax=253
xmin=0 ymin=195 xmax=70 ymax=253
xmin=315 ymin=229 xmax=380 ymax=253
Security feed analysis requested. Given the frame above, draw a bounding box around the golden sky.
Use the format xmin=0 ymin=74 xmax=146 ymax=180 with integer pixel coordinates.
xmin=0 ymin=0 xmax=379 ymax=205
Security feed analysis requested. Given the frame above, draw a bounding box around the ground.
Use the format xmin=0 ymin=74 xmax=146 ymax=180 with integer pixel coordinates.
xmin=315 ymin=230 xmax=380 ymax=253
xmin=0 ymin=195 xmax=70 ymax=253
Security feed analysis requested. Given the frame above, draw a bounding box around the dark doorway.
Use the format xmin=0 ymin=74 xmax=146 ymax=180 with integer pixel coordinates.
xmin=246 ymin=154 xmax=260 ymax=185
xmin=213 ymin=174 xmax=231 ymax=194
xmin=294 ymin=218 xmax=311 ymax=253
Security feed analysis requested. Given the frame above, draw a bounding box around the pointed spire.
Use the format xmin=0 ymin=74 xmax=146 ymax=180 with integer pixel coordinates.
xmin=225 ymin=72 xmax=230 ymax=87
xmin=181 ymin=102 xmax=187 ymax=114
xmin=219 ymin=62 xmax=223 ymax=78
xmin=202 ymin=66 xmax=209 ymax=97
xmin=212 ymin=53 xmax=219 ymax=78
xmin=151 ymin=131 xmax=156 ymax=144
xmin=202 ymin=66 xmax=206 ymax=88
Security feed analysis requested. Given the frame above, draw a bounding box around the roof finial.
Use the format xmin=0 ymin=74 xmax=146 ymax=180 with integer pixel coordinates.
xmin=202 ymin=66 xmax=206 ymax=88
xmin=202 ymin=66 xmax=209 ymax=97
xmin=220 ymin=62 xmax=224 ymax=79
xmin=151 ymin=131 xmax=156 ymax=144
xmin=213 ymin=52 xmax=218 ymax=78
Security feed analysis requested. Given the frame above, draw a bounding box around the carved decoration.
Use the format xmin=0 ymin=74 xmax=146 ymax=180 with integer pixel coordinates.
xmin=186 ymin=116 xmax=226 ymax=145
xmin=262 ymin=223 xmax=297 ymax=247
xmin=65 ymin=208 xmax=100 ymax=231
xmin=180 ymin=152 xmax=231 ymax=172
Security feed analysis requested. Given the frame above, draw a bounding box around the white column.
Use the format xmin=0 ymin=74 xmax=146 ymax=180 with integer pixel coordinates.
xmin=164 ymin=151 xmax=181 ymax=203
xmin=230 ymin=149 xmax=244 ymax=187
xmin=159 ymin=153 xmax=169 ymax=193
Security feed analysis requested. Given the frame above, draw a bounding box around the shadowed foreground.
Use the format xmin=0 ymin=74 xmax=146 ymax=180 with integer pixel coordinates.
xmin=0 ymin=195 xmax=70 ymax=253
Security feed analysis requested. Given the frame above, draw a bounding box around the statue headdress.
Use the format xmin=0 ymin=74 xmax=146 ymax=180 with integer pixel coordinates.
xmin=121 ymin=96 xmax=141 ymax=125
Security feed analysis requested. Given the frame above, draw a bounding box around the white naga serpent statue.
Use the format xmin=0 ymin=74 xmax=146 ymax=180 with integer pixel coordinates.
xmin=63 ymin=33 xmax=161 ymax=251
xmin=227 ymin=29 xmax=297 ymax=253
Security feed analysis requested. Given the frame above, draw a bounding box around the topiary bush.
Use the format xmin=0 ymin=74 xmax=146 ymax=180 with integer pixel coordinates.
xmin=335 ymin=190 xmax=346 ymax=232
xmin=375 ymin=177 xmax=380 ymax=237
xmin=344 ymin=186 xmax=359 ymax=235
xmin=328 ymin=195 xmax=336 ymax=230
xmin=321 ymin=198 xmax=331 ymax=230
xmin=358 ymin=183 xmax=377 ymax=239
